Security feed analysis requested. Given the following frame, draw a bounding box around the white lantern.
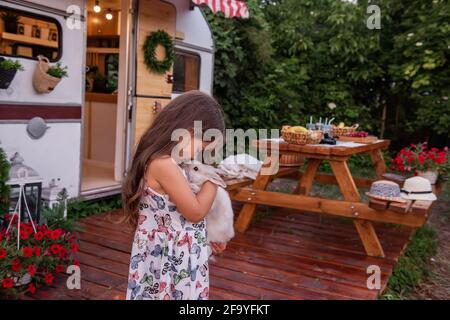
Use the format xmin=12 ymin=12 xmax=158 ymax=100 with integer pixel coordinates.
xmin=6 ymin=152 xmax=42 ymax=248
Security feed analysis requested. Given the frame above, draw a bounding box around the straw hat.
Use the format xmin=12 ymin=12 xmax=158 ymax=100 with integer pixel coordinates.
xmin=366 ymin=180 xmax=406 ymax=203
xmin=401 ymin=176 xmax=437 ymax=201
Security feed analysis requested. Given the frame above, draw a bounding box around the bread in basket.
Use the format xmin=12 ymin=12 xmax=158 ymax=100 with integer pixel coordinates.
xmin=281 ymin=126 xmax=323 ymax=145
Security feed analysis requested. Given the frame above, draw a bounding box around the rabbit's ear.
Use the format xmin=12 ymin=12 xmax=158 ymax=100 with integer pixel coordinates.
xmin=208 ymin=172 xmax=227 ymax=189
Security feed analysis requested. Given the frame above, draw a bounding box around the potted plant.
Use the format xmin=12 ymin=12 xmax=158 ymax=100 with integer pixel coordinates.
xmin=92 ymin=71 xmax=109 ymax=93
xmin=392 ymin=142 xmax=448 ymax=184
xmin=0 ymin=214 xmax=78 ymax=298
xmin=0 ymin=57 xmax=24 ymax=89
xmin=32 ymin=55 xmax=68 ymax=93
xmin=0 ymin=11 xmax=20 ymax=34
xmin=46 ymin=63 xmax=68 ymax=79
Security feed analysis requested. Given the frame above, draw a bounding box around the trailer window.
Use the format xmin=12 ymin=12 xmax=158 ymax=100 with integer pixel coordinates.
xmin=0 ymin=6 xmax=62 ymax=61
xmin=173 ymin=50 xmax=200 ymax=93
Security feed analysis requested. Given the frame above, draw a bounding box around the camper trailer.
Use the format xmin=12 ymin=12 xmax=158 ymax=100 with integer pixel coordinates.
xmin=0 ymin=0 xmax=215 ymax=201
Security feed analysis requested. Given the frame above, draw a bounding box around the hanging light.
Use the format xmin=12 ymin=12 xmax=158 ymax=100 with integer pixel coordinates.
xmin=105 ymin=8 xmax=113 ymax=20
xmin=93 ymin=0 xmax=101 ymax=13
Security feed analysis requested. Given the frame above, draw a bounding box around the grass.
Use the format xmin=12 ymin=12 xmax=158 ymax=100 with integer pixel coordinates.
xmin=380 ymin=225 xmax=437 ymax=300
xmin=42 ymin=194 xmax=122 ymax=230
xmin=67 ymin=195 xmax=122 ymax=220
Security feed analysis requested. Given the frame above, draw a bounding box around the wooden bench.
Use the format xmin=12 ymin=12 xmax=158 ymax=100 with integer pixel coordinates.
xmin=368 ymin=172 xmax=441 ymax=216
xmin=368 ymin=197 xmax=434 ymax=215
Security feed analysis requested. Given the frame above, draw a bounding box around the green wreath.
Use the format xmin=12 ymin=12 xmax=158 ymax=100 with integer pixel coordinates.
xmin=143 ymin=30 xmax=175 ymax=74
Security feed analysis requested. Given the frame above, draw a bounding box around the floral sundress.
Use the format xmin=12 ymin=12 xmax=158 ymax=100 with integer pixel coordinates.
xmin=126 ymin=165 xmax=209 ymax=300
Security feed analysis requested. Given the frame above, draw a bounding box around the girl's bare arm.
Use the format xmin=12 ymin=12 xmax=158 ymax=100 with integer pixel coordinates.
xmin=148 ymin=157 xmax=217 ymax=223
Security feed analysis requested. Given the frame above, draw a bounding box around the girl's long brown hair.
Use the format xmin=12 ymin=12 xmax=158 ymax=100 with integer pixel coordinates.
xmin=122 ymin=91 xmax=225 ymax=227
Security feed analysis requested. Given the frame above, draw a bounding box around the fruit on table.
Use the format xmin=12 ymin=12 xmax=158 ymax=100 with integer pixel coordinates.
xmin=348 ymin=131 xmax=369 ymax=137
xmin=288 ymin=126 xmax=308 ymax=133
xmin=333 ymin=122 xmax=359 ymax=130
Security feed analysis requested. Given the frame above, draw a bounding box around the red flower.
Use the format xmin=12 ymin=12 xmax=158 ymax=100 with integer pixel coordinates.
xmin=73 ymin=260 xmax=80 ymax=267
xmin=50 ymin=244 xmax=61 ymax=255
xmin=27 ymin=264 xmax=37 ymax=277
xmin=22 ymin=224 xmax=33 ymax=234
xmin=59 ymin=247 xmax=68 ymax=259
xmin=51 ymin=229 xmax=63 ymax=240
xmin=394 ymin=156 xmax=403 ymax=165
xmin=34 ymin=231 xmax=44 ymax=241
xmin=0 ymin=248 xmax=7 ymax=259
xmin=436 ymin=152 xmax=446 ymax=164
xmin=2 ymin=277 xmax=14 ymax=289
xmin=20 ymin=230 xmax=30 ymax=240
xmin=34 ymin=246 xmax=42 ymax=257
xmin=71 ymin=243 xmax=78 ymax=253
xmin=418 ymin=154 xmax=425 ymax=165
xmin=55 ymin=265 xmax=65 ymax=273
xmin=27 ymin=283 xmax=36 ymax=294
xmin=44 ymin=230 xmax=52 ymax=239
xmin=5 ymin=214 xmax=18 ymax=223
xmin=11 ymin=259 xmax=22 ymax=272
xmin=22 ymin=246 xmax=33 ymax=258
xmin=44 ymin=273 xmax=54 ymax=285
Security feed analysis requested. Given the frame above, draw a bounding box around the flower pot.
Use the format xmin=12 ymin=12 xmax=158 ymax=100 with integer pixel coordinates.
xmin=15 ymin=273 xmax=32 ymax=286
xmin=417 ymin=170 xmax=439 ymax=185
xmin=0 ymin=67 xmax=17 ymax=89
xmin=93 ymin=79 xmax=108 ymax=93
xmin=32 ymin=55 xmax=62 ymax=93
xmin=0 ymin=57 xmax=18 ymax=89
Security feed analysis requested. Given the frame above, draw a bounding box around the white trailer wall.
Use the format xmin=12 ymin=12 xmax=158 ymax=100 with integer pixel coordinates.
xmin=0 ymin=0 xmax=86 ymax=198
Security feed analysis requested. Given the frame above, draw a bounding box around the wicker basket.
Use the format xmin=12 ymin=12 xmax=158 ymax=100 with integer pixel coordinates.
xmin=331 ymin=124 xmax=359 ymax=137
xmin=280 ymin=153 xmax=305 ymax=166
xmin=281 ymin=126 xmax=323 ymax=145
xmin=32 ymin=55 xmax=62 ymax=93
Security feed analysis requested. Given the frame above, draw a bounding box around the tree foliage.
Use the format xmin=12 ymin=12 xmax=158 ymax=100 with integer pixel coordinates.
xmin=204 ymin=0 xmax=450 ymax=148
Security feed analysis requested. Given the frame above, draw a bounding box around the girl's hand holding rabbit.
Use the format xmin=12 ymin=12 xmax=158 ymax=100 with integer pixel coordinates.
xmin=210 ymin=242 xmax=227 ymax=255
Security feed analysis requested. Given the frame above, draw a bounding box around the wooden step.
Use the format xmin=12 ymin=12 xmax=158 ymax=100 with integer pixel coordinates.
xmin=368 ymin=198 xmax=434 ymax=217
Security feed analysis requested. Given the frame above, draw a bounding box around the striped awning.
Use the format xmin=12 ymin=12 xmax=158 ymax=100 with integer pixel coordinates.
xmin=192 ymin=0 xmax=249 ymax=19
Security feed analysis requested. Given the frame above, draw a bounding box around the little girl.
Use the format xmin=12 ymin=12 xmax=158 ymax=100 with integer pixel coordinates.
xmin=123 ymin=91 xmax=226 ymax=300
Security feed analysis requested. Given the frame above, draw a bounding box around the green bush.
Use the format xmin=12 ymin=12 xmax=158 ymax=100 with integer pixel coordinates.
xmin=67 ymin=195 xmax=122 ymax=220
xmin=0 ymin=148 xmax=10 ymax=215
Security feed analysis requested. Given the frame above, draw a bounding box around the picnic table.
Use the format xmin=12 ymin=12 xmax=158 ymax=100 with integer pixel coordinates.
xmin=228 ymin=139 xmax=433 ymax=258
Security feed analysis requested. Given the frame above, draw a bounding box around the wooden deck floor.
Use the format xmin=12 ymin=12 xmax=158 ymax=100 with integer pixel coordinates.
xmin=28 ymin=204 xmax=414 ymax=300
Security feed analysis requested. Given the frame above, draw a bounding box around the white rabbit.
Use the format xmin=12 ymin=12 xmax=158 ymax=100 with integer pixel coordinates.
xmin=181 ymin=162 xmax=235 ymax=256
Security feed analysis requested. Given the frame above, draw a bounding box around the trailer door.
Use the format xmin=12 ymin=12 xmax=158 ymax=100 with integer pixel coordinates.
xmin=130 ymin=0 xmax=176 ymax=150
